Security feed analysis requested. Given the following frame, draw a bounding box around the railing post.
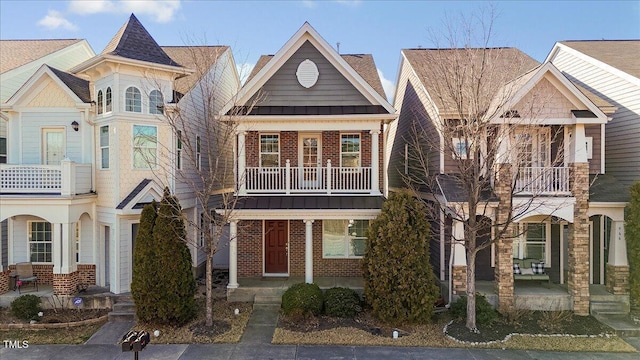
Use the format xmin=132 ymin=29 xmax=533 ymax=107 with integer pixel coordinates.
xmin=326 ymin=160 xmax=332 ymax=195
xmin=370 ymin=129 xmax=381 ymax=195
xmin=237 ymin=132 xmax=246 ymax=195
xmin=285 ymin=160 xmax=291 ymax=194
xmin=61 ymin=159 xmax=75 ymax=196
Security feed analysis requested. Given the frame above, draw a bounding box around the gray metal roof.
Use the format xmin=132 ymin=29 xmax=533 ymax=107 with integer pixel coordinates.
xmin=116 ymin=178 xmax=152 ymax=209
xmin=435 ymin=174 xmax=499 ymax=203
xmin=235 ymin=196 xmax=384 ymax=210
xmin=47 ymin=66 xmax=91 ymax=103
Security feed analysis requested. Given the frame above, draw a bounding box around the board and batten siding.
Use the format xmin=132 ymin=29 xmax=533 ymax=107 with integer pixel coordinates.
xmin=251 ymin=41 xmax=371 ymax=107
xmin=551 ymin=49 xmax=640 ymax=186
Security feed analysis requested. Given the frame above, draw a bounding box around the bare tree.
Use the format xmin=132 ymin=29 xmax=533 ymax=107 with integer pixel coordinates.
xmin=396 ymin=6 xmax=573 ymax=332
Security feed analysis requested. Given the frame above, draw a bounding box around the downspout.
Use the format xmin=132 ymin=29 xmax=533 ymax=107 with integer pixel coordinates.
xmin=447 ymin=233 xmax=454 ymax=308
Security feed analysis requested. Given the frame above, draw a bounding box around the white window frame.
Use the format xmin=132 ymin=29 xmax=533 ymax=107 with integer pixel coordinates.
xmin=105 ymin=87 xmax=112 ymax=113
xmin=100 ymin=125 xmax=109 ymax=169
xmin=97 ymin=90 xmax=103 ymax=115
xmin=149 ymin=89 xmax=164 ymax=115
xmin=340 ymin=133 xmax=361 ymax=168
xmin=322 ymin=219 xmax=368 ymax=259
xmin=125 ymin=86 xmax=142 ymax=113
xmin=196 ymin=135 xmax=201 ymax=170
xmin=0 ymin=136 xmax=6 ymax=164
xmin=514 ymin=127 xmax=550 ymax=167
xmin=259 ymin=133 xmax=280 ymax=168
xmin=585 ymin=137 xmax=593 ymax=160
xmin=132 ymin=125 xmax=158 ymax=169
xmin=28 ymin=221 xmax=52 ymax=263
xmin=75 ymin=222 xmax=81 ymax=263
xmin=514 ymin=222 xmax=551 ymax=265
xmin=452 ymin=137 xmax=471 ymax=159
xmin=176 ymin=130 xmax=182 ymax=170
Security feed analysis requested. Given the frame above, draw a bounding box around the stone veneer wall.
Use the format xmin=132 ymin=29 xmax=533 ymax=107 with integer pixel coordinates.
xmin=452 ymin=265 xmax=467 ymax=295
xmin=494 ymin=164 xmax=515 ymax=312
xmin=0 ymin=270 xmax=9 ymax=294
xmin=606 ymin=264 xmax=630 ymax=295
xmin=568 ymin=162 xmax=590 ymax=315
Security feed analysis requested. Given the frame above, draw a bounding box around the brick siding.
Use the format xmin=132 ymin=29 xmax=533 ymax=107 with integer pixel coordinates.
xmin=77 ymin=264 xmax=96 ymax=286
xmin=606 ymin=264 xmax=630 ymax=295
xmin=237 ymin=220 xmax=263 ymax=277
xmin=52 ymin=272 xmax=79 ymax=295
xmin=9 ymin=264 xmax=54 ymax=285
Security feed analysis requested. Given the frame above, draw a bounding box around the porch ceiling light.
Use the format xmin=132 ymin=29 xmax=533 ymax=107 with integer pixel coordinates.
xmin=71 ymin=121 xmax=79 ymax=131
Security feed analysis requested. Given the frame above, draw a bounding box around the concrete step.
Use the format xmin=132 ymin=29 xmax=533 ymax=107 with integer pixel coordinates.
xmin=253 ymin=295 xmax=282 ymax=305
xmin=112 ymin=301 xmax=135 ymax=312
xmin=590 ymin=301 xmax=629 ymax=315
xmin=107 ymin=311 xmax=136 ymax=322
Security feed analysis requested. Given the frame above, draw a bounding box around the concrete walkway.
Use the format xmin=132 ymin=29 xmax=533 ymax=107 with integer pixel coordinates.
xmin=85 ymin=321 xmax=135 ymax=345
xmin=239 ymin=304 xmax=280 ymax=345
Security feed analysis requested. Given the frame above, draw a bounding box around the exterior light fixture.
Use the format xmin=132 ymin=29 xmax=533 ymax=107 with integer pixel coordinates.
xmin=71 ymin=121 xmax=79 ymax=131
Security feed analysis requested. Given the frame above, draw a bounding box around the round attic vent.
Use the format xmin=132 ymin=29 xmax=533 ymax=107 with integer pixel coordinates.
xmin=296 ymin=59 xmax=319 ymax=88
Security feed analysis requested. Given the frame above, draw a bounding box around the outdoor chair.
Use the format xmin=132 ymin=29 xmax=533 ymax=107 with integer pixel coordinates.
xmin=15 ymin=262 xmax=38 ymax=293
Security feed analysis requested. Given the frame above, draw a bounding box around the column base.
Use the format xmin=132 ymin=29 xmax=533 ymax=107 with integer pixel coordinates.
xmin=0 ymin=270 xmax=10 ymax=294
xmin=606 ymin=264 xmax=630 ymax=295
xmin=452 ymin=265 xmax=467 ymax=295
xmin=53 ymin=272 xmax=79 ymax=295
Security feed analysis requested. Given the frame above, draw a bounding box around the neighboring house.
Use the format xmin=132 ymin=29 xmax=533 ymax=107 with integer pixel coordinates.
xmin=220 ymin=23 xmax=396 ymax=300
xmin=0 ymin=14 xmax=239 ymax=295
xmin=546 ymin=40 xmax=640 ymax=188
xmin=388 ymin=47 xmax=629 ymax=314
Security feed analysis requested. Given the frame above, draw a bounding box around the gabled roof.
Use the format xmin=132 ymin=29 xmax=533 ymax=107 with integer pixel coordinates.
xmin=161 ymin=46 xmax=229 ymax=95
xmin=0 ymin=39 xmax=84 ymax=74
xmin=101 ymin=14 xmax=181 ymax=67
xmin=116 ymin=178 xmax=164 ymax=212
xmin=558 ymin=40 xmax=640 ymax=79
xmin=46 ymin=66 xmax=91 ymax=103
xmin=402 ymin=47 xmax=540 ymax=116
xmin=223 ymin=22 xmax=394 ymax=115
xmin=3 ymin=64 xmax=91 ymax=106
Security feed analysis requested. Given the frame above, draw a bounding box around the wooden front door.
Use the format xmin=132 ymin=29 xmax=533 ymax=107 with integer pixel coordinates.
xmin=265 ymin=220 xmax=288 ymax=274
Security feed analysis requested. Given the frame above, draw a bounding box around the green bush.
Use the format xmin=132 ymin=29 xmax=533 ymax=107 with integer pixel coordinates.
xmin=324 ymin=287 xmax=361 ymax=318
xmin=281 ymin=283 xmax=323 ymax=316
xmin=627 ymin=181 xmax=640 ymax=310
xmin=450 ymin=294 xmax=497 ymax=325
xmin=11 ymin=294 xmax=41 ymax=321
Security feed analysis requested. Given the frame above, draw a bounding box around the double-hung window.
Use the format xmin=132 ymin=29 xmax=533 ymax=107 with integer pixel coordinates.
xmin=100 ymin=125 xmax=109 ymax=169
xmin=133 ymin=125 xmax=157 ymax=169
xmin=260 ymin=134 xmax=279 ymax=167
xmin=29 ymin=221 xmax=52 ymax=263
xmin=0 ymin=136 xmax=6 ymax=164
xmin=149 ymin=90 xmax=164 ymax=115
xmin=513 ymin=222 xmax=549 ymax=263
xmin=196 ymin=135 xmax=201 ymax=170
xmin=340 ymin=134 xmax=360 ymax=167
xmin=322 ymin=220 xmax=368 ymax=258
xmin=105 ymin=87 xmax=112 ymax=113
xmin=125 ymin=87 xmax=142 ymax=113
xmin=97 ymin=90 xmax=103 ymax=115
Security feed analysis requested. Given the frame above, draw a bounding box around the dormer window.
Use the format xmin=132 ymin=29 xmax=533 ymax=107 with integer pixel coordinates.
xmin=125 ymin=86 xmax=142 ymax=113
xmin=149 ymin=90 xmax=164 ymax=115
xmin=97 ymin=90 xmax=103 ymax=115
xmin=105 ymin=87 xmax=112 ymax=113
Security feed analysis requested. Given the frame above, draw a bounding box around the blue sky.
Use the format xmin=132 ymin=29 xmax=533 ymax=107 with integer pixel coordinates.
xmin=1 ymin=1 xmax=638 ymax=100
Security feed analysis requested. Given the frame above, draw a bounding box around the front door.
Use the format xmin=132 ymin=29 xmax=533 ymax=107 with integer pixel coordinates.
xmin=42 ymin=129 xmax=65 ymax=165
xmin=264 ymin=220 xmax=288 ymax=274
xmin=299 ymin=134 xmax=321 ymax=189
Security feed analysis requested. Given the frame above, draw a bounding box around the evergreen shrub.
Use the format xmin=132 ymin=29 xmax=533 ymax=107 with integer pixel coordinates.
xmin=324 ymin=287 xmax=361 ymax=318
xmin=11 ymin=294 xmax=41 ymax=321
xmin=450 ymin=294 xmax=497 ymax=325
xmin=627 ymin=181 xmax=640 ymax=310
xmin=281 ymin=283 xmax=323 ymax=316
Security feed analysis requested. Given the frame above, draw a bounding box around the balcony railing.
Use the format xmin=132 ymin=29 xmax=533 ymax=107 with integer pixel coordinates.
xmin=243 ymin=160 xmax=372 ymax=195
xmin=0 ymin=160 xmax=92 ymax=196
xmin=515 ymin=166 xmax=570 ymax=194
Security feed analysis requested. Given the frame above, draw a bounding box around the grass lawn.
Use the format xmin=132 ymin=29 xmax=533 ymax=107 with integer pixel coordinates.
xmin=0 ymin=322 xmax=106 ymax=345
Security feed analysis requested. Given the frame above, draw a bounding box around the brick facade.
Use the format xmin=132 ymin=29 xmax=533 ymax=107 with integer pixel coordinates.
xmin=9 ymin=264 xmax=54 ymax=285
xmin=452 ymin=265 xmax=467 ymax=295
xmin=77 ymin=264 xmax=96 ymax=286
xmin=568 ymin=162 xmax=590 ymax=315
xmin=0 ymin=270 xmax=9 ymax=294
xmin=237 ymin=220 xmax=263 ymax=277
xmin=606 ymin=264 xmax=630 ymax=295
xmin=494 ymin=164 xmax=515 ymax=312
xmin=53 ymin=272 xmax=79 ymax=295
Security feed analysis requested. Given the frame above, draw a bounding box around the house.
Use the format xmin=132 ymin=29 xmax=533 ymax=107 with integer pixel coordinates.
xmin=388 ymin=47 xmax=629 ymax=314
xmin=0 ymin=14 xmax=240 ymax=295
xmin=220 ymin=23 xmax=396 ymax=301
xmin=546 ymin=40 xmax=640 ymax=188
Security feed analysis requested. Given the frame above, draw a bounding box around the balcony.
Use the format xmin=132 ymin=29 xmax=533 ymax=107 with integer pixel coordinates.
xmin=243 ymin=160 xmax=374 ymax=195
xmin=515 ymin=166 xmax=570 ymax=195
xmin=0 ymin=160 xmax=92 ymax=196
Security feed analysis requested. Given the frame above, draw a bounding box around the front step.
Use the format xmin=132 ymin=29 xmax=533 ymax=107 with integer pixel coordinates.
xmin=107 ymin=311 xmax=135 ymax=322
xmin=254 ymin=295 xmax=282 ymax=306
xmin=108 ymin=299 xmax=136 ymax=322
xmin=590 ymin=301 xmax=629 ymax=315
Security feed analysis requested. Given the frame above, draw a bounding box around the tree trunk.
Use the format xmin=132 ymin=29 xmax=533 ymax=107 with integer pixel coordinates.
xmin=205 ymin=251 xmax=213 ymax=327
xmin=466 ymin=254 xmax=477 ymax=332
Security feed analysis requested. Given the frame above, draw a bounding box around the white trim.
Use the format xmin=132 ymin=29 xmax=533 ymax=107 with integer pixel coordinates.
xmin=41 ymin=127 xmax=66 ymax=165
xmin=4 ymin=65 xmax=89 ymax=107
xmin=321 ymin=219 xmax=368 ymax=259
xmin=131 ymin=124 xmax=158 ymax=170
xmin=340 ymin=133 xmax=361 ymax=168
xmin=589 ymin=220 xmax=594 ymax=284
xmin=259 ymin=133 xmax=280 ymax=167
xmin=226 ymin=209 xmax=380 ymax=221
xmin=124 ymin=86 xmax=142 ymax=113
xmin=99 ymin=125 xmax=110 ymax=169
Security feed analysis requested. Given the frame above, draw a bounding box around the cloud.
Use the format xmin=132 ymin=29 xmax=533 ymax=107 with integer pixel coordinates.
xmin=377 ymin=68 xmax=395 ymax=103
xmin=68 ymin=0 xmax=181 ymax=23
xmin=301 ymin=0 xmax=316 ymax=8
xmin=38 ymin=10 xmax=78 ymax=31
xmin=334 ymin=0 xmax=362 ymax=7
xmin=236 ymin=63 xmax=255 ymax=85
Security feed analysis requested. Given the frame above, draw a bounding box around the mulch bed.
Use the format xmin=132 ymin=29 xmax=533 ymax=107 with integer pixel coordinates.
xmin=0 ymin=307 xmax=109 ymax=325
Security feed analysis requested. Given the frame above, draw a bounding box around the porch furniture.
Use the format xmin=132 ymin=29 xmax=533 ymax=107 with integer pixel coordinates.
xmin=15 ymin=262 xmax=38 ymax=293
xmin=513 ymin=258 xmax=550 ymax=287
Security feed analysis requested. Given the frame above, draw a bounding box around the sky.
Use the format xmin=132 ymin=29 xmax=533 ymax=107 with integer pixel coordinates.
xmin=1 ymin=0 xmax=638 ymax=101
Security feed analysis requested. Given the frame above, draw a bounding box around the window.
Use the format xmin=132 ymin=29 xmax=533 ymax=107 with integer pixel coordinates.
xmin=149 ymin=90 xmax=164 ymax=115
xmin=29 ymin=222 xmax=52 ymax=262
xmin=196 ymin=135 xmax=201 ymax=170
xmin=341 ymin=134 xmax=360 ymax=167
xmin=176 ymin=130 xmax=182 ymax=170
xmin=100 ymin=126 xmax=109 ymax=169
xmin=260 ymin=134 xmax=279 ymax=167
xmin=452 ymin=137 xmax=470 ymax=159
xmin=105 ymin=87 xmax=112 ymax=112
xmin=199 ymin=213 xmax=205 ymax=247
xmin=513 ymin=223 xmax=549 ymax=263
xmin=322 ymin=220 xmax=368 ymax=258
xmin=97 ymin=90 xmax=103 ymax=115
xmin=133 ymin=125 xmax=157 ymax=169
xmin=0 ymin=136 xmax=6 ymax=164
xmin=125 ymin=87 xmax=141 ymax=113
xmin=514 ymin=128 xmax=550 ymax=167
xmin=75 ymin=222 xmax=80 ymax=263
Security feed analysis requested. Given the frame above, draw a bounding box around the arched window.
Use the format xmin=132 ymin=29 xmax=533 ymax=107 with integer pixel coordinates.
xmin=125 ymin=87 xmax=141 ymax=113
xmin=105 ymin=87 xmax=112 ymax=113
xmin=97 ymin=90 xmax=103 ymax=115
xmin=149 ymin=90 xmax=164 ymax=115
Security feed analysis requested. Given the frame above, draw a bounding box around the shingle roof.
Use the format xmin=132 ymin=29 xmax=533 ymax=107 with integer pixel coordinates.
xmin=435 ymin=174 xmax=498 ymax=203
xmin=246 ymin=53 xmax=387 ymax=99
xmin=102 ymin=14 xmax=181 ymax=67
xmin=47 ymin=66 xmax=91 ymax=103
xmin=235 ymin=196 xmax=384 ymax=210
xmin=403 ymin=48 xmax=540 ymax=116
xmin=0 ymin=39 xmax=83 ymax=73
xmin=589 ymin=174 xmax=630 ymax=203
xmin=161 ymin=46 xmax=228 ymax=95
xmin=116 ymin=178 xmax=152 ymax=209
xmin=560 ymin=40 xmax=640 ymax=79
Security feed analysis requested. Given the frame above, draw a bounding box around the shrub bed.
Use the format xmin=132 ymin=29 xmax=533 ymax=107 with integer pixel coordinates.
xmin=324 ymin=287 xmax=361 ymax=318
xmin=281 ymin=283 xmax=323 ymax=316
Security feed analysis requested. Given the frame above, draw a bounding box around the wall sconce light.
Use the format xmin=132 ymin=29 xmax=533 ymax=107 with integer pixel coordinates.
xmin=71 ymin=121 xmax=79 ymax=132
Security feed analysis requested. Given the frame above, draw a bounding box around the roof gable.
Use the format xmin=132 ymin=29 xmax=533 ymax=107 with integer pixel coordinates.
xmin=116 ymin=179 xmax=163 ymax=212
xmin=558 ymin=40 xmax=640 ymax=79
xmin=4 ymin=64 xmax=90 ymax=107
xmin=0 ymin=39 xmax=84 ymax=74
xmin=102 ymin=14 xmax=180 ymax=67
xmin=224 ymin=22 xmax=394 ymax=115
xmin=161 ymin=45 xmax=230 ymax=96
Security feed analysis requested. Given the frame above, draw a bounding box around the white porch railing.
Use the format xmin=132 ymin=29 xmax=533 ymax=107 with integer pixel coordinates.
xmin=0 ymin=160 xmax=92 ymax=196
xmin=515 ymin=166 xmax=570 ymax=194
xmin=244 ymin=160 xmax=372 ymax=194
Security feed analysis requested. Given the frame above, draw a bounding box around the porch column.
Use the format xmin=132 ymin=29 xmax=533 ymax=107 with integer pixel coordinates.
xmin=568 ymin=153 xmax=590 ymax=315
xmin=304 ymin=219 xmax=315 ymax=284
xmin=451 ymin=220 xmax=467 ymax=295
xmin=52 ymin=223 xmax=63 ymax=274
xmin=228 ymin=221 xmax=238 ymax=289
xmin=60 ymin=222 xmax=77 ymax=274
xmin=370 ymin=130 xmax=381 ymax=195
xmin=606 ymin=221 xmax=629 ymax=295
xmin=0 ymin=223 xmax=8 ymax=294
xmin=53 ymin=222 xmax=79 ymax=295
xmin=237 ymin=132 xmax=247 ymax=195
xmin=495 ymin=163 xmax=515 ymax=312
